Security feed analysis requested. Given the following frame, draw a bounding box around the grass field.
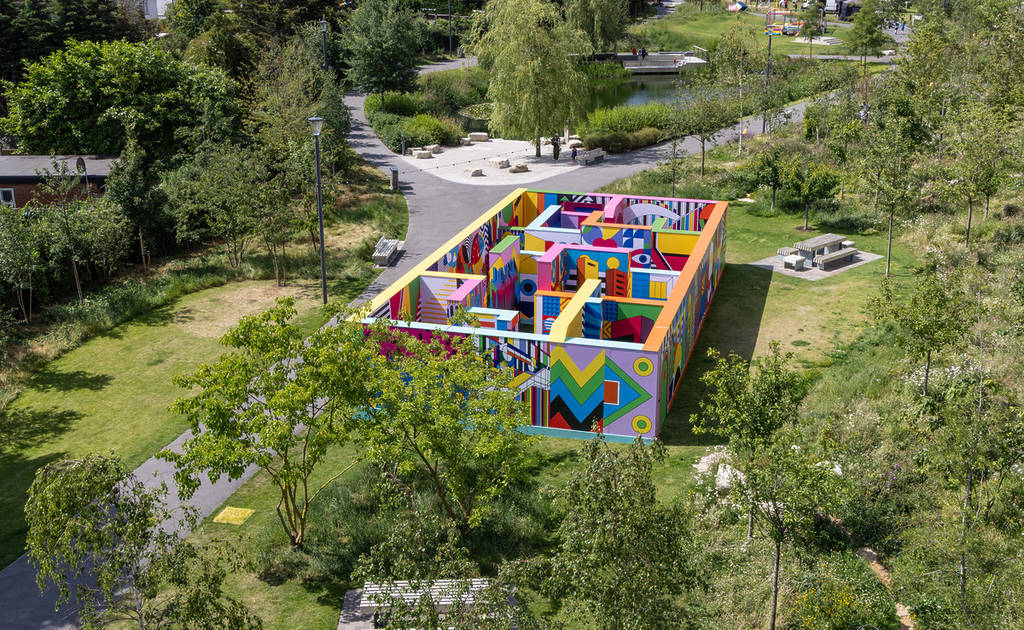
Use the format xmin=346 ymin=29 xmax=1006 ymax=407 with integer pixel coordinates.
xmin=630 ymin=6 xmax=854 ymax=57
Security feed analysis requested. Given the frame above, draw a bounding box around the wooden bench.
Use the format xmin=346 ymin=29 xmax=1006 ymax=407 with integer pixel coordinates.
xmin=359 ymin=578 xmax=490 ymax=615
xmin=814 ymin=248 xmax=857 ymax=270
xmin=372 ymin=237 xmax=401 ymax=266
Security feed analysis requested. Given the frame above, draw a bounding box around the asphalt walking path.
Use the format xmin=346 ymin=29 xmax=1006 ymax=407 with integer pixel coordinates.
xmin=0 ymin=58 xmax=807 ymax=630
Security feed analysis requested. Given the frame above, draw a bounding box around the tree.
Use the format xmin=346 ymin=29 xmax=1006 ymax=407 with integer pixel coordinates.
xmin=0 ymin=204 xmax=41 ymax=322
xmin=747 ymin=143 xmax=786 ymax=212
xmin=871 ymin=273 xmax=970 ymax=397
xmin=545 ymin=438 xmax=703 ymax=628
xmin=477 ymin=0 xmax=588 ymax=157
xmin=168 ymin=298 xmax=373 ymax=547
xmin=163 ymin=142 xmax=265 ymax=268
xmin=105 ymin=136 xmax=166 ymax=271
xmin=166 ymin=0 xmax=220 ymax=39
xmin=78 ymin=196 xmax=130 ymax=281
xmin=946 ymin=102 xmax=1012 ymax=246
xmin=679 ymin=75 xmax=736 ymax=176
xmin=564 ymin=0 xmax=627 ymax=52
xmin=825 ymin=98 xmax=861 ymax=198
xmin=691 ymin=341 xmax=805 ymax=540
xmin=25 ymin=454 xmax=262 ymax=629
xmin=782 ymin=156 xmax=840 ymax=231
xmin=846 ymin=0 xmax=890 ymax=66
xmin=347 ymin=0 xmax=421 ymax=98
xmin=34 ymin=159 xmax=88 ymax=304
xmin=1 ymin=40 xmax=239 ymax=166
xmin=859 ymin=112 xmax=917 ymax=276
xmin=798 ymin=1 xmax=824 ymax=56
xmin=713 ymin=24 xmax=759 ymax=154
xmin=360 ymin=323 xmax=533 ymax=535
xmin=740 ymin=434 xmax=839 ymax=630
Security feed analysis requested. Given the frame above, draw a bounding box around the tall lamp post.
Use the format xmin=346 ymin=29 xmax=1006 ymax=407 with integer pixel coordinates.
xmin=309 ymin=116 xmax=327 ymax=305
xmin=448 ymin=0 xmax=452 ymax=55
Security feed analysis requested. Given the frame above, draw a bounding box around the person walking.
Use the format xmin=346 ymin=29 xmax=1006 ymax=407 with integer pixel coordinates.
xmin=571 ymin=145 xmax=578 ymax=163
xmin=640 ymin=47 xmax=648 ymax=63
xmin=632 ymin=47 xmax=637 ymax=56
xmin=552 ymin=134 xmax=561 ymax=161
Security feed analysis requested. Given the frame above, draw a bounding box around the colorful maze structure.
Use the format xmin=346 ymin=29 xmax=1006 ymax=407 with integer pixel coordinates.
xmin=366 ymin=188 xmax=728 ymax=440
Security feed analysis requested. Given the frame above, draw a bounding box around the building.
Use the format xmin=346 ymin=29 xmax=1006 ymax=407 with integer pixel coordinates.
xmin=365 ymin=188 xmax=727 ymax=440
xmin=142 ymin=0 xmax=174 ymax=19
xmin=0 ymin=155 xmax=116 ymax=209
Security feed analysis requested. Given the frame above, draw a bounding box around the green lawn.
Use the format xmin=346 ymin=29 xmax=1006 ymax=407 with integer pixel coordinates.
xmin=630 ymin=8 xmax=852 ymax=57
xmin=0 ymin=281 xmax=328 ymax=568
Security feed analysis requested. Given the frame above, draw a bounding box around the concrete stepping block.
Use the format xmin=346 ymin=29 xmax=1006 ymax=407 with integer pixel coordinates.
xmin=468 ymin=132 xmax=489 ymax=142
xmin=487 ymin=158 xmax=510 ymax=169
xmin=426 ymin=144 xmax=442 ymax=154
xmin=413 ymin=150 xmax=433 ymax=159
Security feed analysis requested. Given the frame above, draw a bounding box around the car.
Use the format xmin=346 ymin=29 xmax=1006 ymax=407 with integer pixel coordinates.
xmin=781 ymin=24 xmax=801 ymax=35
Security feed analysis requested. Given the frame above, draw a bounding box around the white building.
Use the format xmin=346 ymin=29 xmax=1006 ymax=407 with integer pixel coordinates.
xmin=141 ymin=0 xmax=173 ymax=19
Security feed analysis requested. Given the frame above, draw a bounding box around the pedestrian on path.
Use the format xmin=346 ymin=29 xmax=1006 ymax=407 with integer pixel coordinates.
xmin=632 ymin=47 xmax=637 ymax=56
xmin=640 ymin=47 xmax=648 ymax=63
xmin=571 ymin=146 xmax=578 ymax=163
xmin=552 ymin=134 xmax=561 ymax=161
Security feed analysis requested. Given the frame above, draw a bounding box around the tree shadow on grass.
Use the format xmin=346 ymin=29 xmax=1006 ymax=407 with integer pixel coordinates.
xmin=660 ymin=263 xmax=774 ymax=446
xmin=0 ymin=407 xmax=82 ymax=458
xmin=27 ymin=368 xmax=113 ymax=393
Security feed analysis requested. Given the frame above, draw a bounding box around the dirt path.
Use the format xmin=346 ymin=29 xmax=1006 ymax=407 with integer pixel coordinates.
xmin=856 ymin=547 xmax=916 ymax=630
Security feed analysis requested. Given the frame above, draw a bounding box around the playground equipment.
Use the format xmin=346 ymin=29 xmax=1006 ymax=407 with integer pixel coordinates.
xmin=764 ymin=8 xmax=803 ymax=35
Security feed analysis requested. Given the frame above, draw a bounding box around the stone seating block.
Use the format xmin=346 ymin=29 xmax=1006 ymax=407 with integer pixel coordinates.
xmin=468 ymin=132 xmax=489 ymax=142
xmin=509 ymin=163 xmax=529 ymax=173
xmin=487 ymin=158 xmax=510 ymax=169
xmin=426 ymin=144 xmax=442 ymax=154
xmin=413 ymin=150 xmax=433 ymax=159
xmin=460 ymin=137 xmax=473 ymax=146
xmin=464 ymin=167 xmax=484 ymax=177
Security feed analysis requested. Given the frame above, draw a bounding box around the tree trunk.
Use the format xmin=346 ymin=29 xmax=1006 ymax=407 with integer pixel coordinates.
xmin=965 ymin=197 xmax=974 ymax=247
xmin=984 ymin=194 xmax=990 ymax=219
xmin=16 ymin=286 xmax=28 ymax=324
xmin=700 ymin=139 xmax=706 ymax=176
xmin=960 ymin=467 xmax=972 ymax=627
xmin=770 ymin=186 xmax=777 ymax=212
xmin=803 ymin=201 xmax=809 ymax=230
xmin=71 ymin=260 xmax=83 ymax=304
xmin=138 ymin=225 xmax=147 ymax=273
xmin=536 ymin=133 xmax=541 ymax=158
xmin=923 ymin=349 xmax=930 ymax=397
xmin=885 ymin=208 xmax=894 ymax=277
xmin=769 ymin=539 xmax=781 ymax=630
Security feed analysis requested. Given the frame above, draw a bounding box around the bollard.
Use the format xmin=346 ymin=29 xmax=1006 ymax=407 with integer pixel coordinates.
xmin=389 ymin=166 xmax=399 ymax=190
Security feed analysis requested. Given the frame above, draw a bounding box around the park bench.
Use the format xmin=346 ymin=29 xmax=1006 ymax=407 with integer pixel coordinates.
xmin=359 ymin=578 xmax=491 ymax=616
xmin=580 ymin=148 xmax=606 ymax=165
xmin=777 ymin=246 xmax=798 ymax=257
xmin=813 ymin=248 xmax=858 ymax=270
xmin=783 ymin=254 xmax=805 ymax=271
xmin=373 ymin=237 xmax=401 ymax=266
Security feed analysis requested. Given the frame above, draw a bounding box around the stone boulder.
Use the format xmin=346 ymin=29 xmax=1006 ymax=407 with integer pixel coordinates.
xmin=412 ymin=150 xmax=433 ymax=159
xmin=568 ymin=140 xmax=584 ymax=149
xmin=693 ymin=449 xmax=730 ymax=476
xmin=426 ymin=144 xmax=442 ymax=154
xmin=715 ymin=463 xmax=745 ymax=494
xmin=487 ymin=158 xmax=510 ymax=169
xmin=468 ymin=132 xmax=489 ymax=142
xmin=460 ymin=137 xmax=473 ymax=146
xmin=464 ymin=167 xmax=484 ymax=177
xmin=508 ymin=163 xmax=529 ymax=173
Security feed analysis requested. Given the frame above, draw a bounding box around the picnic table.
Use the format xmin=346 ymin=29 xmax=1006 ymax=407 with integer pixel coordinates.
xmin=359 ymin=578 xmax=490 ymax=615
xmin=793 ymin=233 xmax=847 ymax=266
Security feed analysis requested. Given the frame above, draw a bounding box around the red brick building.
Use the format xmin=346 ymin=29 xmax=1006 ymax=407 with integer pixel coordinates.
xmin=0 ymin=155 xmax=116 ymax=208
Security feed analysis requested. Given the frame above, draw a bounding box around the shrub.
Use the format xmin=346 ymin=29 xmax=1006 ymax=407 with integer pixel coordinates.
xmin=402 ymin=114 xmax=463 ymax=147
xmin=627 ymin=127 xmax=663 ymax=149
xmin=365 ymin=91 xmax=425 ymax=117
xmin=786 ymin=553 xmax=899 ymax=630
xmin=417 ymin=66 xmax=490 ymax=109
xmin=583 ymin=102 xmax=675 ymax=135
xmin=582 ymin=131 xmax=632 ymax=153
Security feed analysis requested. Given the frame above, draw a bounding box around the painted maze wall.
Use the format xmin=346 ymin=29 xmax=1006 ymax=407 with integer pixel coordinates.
xmin=367 ymin=189 xmax=728 ymax=440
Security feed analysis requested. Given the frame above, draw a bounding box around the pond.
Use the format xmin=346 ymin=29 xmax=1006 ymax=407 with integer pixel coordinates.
xmin=583 ymin=74 xmax=689 ymax=112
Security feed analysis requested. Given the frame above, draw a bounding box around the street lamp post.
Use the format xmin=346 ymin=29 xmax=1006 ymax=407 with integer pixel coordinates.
xmin=309 ymin=116 xmax=328 ymax=305
xmin=762 ymin=32 xmax=772 ymax=134
xmin=448 ymin=0 xmax=452 ymax=55
xmin=320 ymin=19 xmax=328 ymax=70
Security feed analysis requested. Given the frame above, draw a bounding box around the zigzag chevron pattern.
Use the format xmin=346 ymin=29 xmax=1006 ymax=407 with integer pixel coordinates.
xmin=548 ymin=348 xmax=605 ymax=432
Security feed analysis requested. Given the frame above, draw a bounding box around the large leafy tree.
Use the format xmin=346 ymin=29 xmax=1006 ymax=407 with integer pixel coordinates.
xmin=0 ymin=204 xmax=42 ymax=323
xmin=360 ymin=323 xmax=533 ymax=535
xmin=564 ymin=0 xmax=627 ymax=52
xmin=713 ymin=24 xmax=759 ymax=154
xmin=846 ymin=0 xmax=890 ymax=66
xmin=678 ymin=75 xmax=737 ymax=176
xmin=746 ymin=142 xmax=786 ymax=212
xmin=1 ymin=40 xmax=240 ymax=165
xmin=690 ymin=341 xmax=805 ymax=540
xmin=544 ymin=438 xmax=704 ymax=628
xmin=168 ymin=298 xmax=374 ymax=548
xmin=477 ymin=0 xmax=588 ymax=156
xmin=347 ymin=0 xmax=422 ymax=97
xmin=25 ymin=454 xmax=262 ymax=629
xmin=33 ymin=159 xmax=89 ymax=304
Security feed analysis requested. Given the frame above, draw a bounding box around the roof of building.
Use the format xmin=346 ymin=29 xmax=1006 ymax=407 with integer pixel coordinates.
xmin=0 ymin=155 xmax=118 ymax=180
